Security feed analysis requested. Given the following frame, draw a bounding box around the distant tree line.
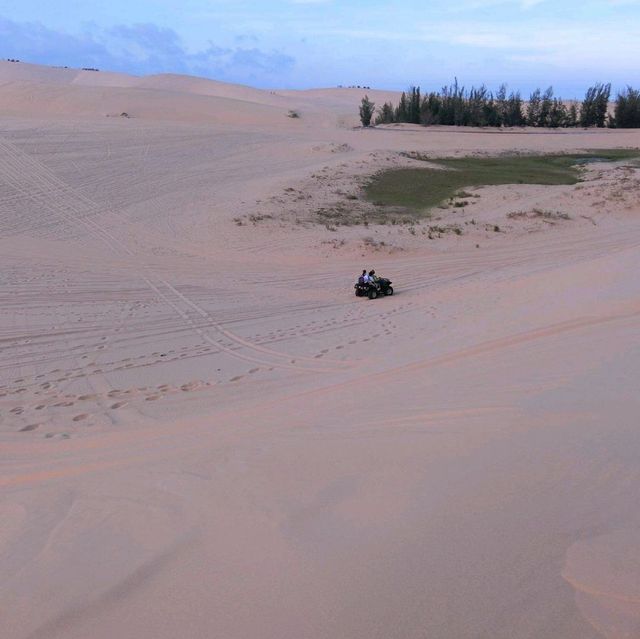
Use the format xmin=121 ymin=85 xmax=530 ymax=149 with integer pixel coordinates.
xmin=359 ymin=81 xmax=640 ymax=129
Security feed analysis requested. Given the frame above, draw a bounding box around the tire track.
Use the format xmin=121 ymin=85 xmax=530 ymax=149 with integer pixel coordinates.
xmin=0 ymin=137 xmax=345 ymax=373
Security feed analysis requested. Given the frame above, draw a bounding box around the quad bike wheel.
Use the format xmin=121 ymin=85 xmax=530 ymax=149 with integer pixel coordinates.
xmin=385 ymin=286 xmax=394 ymax=296
xmin=368 ymin=289 xmax=378 ymax=300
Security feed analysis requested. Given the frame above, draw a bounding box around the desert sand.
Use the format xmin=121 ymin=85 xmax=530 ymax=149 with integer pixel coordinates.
xmin=1 ymin=61 xmax=640 ymax=639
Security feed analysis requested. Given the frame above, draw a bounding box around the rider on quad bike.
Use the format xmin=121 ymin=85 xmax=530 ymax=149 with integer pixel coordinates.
xmin=354 ymin=269 xmax=394 ymax=299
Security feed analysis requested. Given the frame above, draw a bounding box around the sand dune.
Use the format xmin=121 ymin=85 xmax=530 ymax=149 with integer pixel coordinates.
xmin=0 ymin=61 xmax=399 ymax=127
xmin=1 ymin=62 xmax=640 ymax=639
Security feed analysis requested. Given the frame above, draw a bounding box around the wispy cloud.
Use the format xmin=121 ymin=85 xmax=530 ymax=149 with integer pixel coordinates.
xmin=1 ymin=0 xmax=640 ymax=92
xmin=0 ymin=17 xmax=295 ymax=84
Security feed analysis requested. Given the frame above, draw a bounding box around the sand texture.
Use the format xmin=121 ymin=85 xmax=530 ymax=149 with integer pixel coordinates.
xmin=2 ymin=61 xmax=640 ymax=639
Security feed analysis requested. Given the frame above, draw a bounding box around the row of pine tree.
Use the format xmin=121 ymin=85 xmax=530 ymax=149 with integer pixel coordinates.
xmin=359 ymin=82 xmax=640 ymax=128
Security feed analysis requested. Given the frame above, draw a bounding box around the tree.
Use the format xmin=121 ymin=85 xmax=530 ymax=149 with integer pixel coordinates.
xmin=359 ymin=95 xmax=375 ymax=127
xmin=538 ymin=87 xmax=554 ymax=127
xmin=548 ymin=98 xmax=568 ymax=128
xmin=375 ymin=102 xmax=395 ymax=125
xmin=420 ymin=92 xmax=441 ymax=125
xmin=612 ymin=87 xmax=640 ymax=128
xmin=395 ymin=92 xmax=409 ymax=122
xmin=358 ymin=78 xmax=640 ymax=130
xmin=505 ymin=91 xmax=525 ymax=127
xmin=495 ymin=84 xmax=508 ymax=127
xmin=408 ymin=86 xmax=421 ymax=124
xmin=527 ymin=89 xmax=542 ymax=126
xmin=580 ymin=83 xmax=611 ymax=127
xmin=468 ymin=85 xmax=491 ymax=126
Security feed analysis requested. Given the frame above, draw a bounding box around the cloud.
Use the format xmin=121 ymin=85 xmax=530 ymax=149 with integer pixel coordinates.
xmin=0 ymin=16 xmax=295 ymax=85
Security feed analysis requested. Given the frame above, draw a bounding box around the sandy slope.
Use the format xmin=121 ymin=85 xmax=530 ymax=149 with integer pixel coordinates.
xmin=2 ymin=62 xmax=640 ymax=639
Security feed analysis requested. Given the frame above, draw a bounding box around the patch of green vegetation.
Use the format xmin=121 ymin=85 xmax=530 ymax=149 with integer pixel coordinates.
xmin=365 ymin=150 xmax=640 ymax=213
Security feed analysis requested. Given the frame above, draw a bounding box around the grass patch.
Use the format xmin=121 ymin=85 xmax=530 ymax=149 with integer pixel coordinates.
xmin=365 ymin=150 xmax=639 ymax=213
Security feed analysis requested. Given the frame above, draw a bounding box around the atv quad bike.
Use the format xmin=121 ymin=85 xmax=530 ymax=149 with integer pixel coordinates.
xmin=354 ymin=277 xmax=394 ymax=299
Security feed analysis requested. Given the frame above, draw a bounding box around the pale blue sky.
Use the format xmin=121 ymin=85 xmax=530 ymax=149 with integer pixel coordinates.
xmin=1 ymin=0 xmax=639 ymax=95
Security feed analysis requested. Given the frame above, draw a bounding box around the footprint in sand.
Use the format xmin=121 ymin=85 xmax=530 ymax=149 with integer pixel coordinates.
xmin=10 ymin=407 xmax=24 ymax=415
xmin=20 ymin=424 xmax=40 ymax=432
xmin=110 ymin=402 xmax=127 ymax=409
xmin=145 ymin=394 xmax=161 ymax=401
xmin=53 ymin=401 xmax=75 ymax=407
xmin=229 ymin=376 xmax=243 ymax=383
xmin=78 ymin=394 xmax=97 ymax=401
xmin=35 ymin=405 xmax=45 ymax=410
xmin=248 ymin=368 xmax=260 ymax=374
xmin=72 ymin=414 xmax=88 ymax=422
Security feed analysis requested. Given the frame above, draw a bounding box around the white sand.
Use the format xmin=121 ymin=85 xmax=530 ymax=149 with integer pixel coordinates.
xmin=2 ymin=60 xmax=640 ymax=639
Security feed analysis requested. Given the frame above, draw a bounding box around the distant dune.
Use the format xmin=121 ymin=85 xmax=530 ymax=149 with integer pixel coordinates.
xmin=0 ymin=60 xmax=400 ymax=126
